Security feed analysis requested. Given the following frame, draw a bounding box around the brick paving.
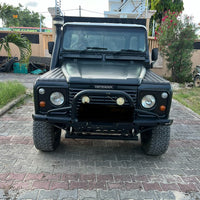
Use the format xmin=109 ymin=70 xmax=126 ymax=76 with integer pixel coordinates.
xmin=0 ymin=75 xmax=200 ymax=199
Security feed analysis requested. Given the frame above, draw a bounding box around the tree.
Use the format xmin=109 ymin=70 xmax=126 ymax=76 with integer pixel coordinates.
xmin=0 ymin=33 xmax=32 ymax=63
xmin=156 ymin=11 xmax=197 ymax=83
xmin=149 ymin=0 xmax=184 ymax=24
xmin=0 ymin=3 xmax=45 ymax=27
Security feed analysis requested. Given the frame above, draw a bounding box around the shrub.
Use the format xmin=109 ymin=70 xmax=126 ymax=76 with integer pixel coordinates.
xmin=156 ymin=11 xmax=197 ymax=83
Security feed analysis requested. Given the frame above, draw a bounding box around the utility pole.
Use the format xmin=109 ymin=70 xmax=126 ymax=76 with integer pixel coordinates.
xmin=55 ymin=0 xmax=62 ymax=16
xmin=40 ymin=14 xmax=42 ymax=32
xmin=79 ymin=5 xmax=81 ymax=17
xmin=152 ymin=19 xmax=155 ymax=37
xmin=146 ymin=0 xmax=148 ymax=19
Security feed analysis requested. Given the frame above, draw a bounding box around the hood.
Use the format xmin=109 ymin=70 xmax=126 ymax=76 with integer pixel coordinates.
xmin=62 ymin=60 xmax=146 ymax=85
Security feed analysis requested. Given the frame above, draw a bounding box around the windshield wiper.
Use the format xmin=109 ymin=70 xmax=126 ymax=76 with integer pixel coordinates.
xmin=80 ymin=47 xmax=108 ymax=53
xmin=86 ymin=47 xmax=108 ymax=50
xmin=114 ymin=49 xmax=144 ymax=55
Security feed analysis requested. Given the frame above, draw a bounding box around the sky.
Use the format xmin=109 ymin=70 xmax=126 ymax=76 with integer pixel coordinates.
xmin=0 ymin=0 xmax=199 ymax=28
xmin=0 ymin=0 xmax=109 ymax=27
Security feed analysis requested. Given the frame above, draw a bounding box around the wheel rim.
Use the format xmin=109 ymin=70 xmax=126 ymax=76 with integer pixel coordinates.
xmin=194 ymin=76 xmax=200 ymax=87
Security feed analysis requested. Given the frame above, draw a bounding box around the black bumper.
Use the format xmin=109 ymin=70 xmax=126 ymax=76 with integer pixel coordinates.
xmin=33 ymin=113 xmax=173 ymax=128
xmin=33 ymin=89 xmax=173 ymax=130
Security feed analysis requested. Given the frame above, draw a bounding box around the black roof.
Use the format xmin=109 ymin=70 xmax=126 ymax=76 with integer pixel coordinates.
xmin=63 ymin=16 xmax=146 ymax=26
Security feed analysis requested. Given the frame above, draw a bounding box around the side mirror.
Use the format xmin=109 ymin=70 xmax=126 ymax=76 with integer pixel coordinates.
xmin=151 ymin=48 xmax=158 ymax=61
xmin=48 ymin=42 xmax=54 ymax=55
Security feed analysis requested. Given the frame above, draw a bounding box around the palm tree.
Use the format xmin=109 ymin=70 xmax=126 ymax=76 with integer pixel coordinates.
xmin=0 ymin=32 xmax=32 ymax=63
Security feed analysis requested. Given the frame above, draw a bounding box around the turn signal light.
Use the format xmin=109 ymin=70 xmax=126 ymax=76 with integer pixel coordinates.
xmin=39 ymin=101 xmax=46 ymax=107
xmin=160 ymin=105 xmax=166 ymax=112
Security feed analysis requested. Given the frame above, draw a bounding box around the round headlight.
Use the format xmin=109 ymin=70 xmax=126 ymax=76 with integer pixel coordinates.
xmin=50 ymin=92 xmax=64 ymax=106
xmin=141 ymin=95 xmax=156 ymax=109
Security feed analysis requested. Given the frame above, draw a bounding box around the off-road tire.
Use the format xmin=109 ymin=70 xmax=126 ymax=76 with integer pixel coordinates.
xmin=194 ymin=75 xmax=200 ymax=87
xmin=141 ymin=126 xmax=170 ymax=156
xmin=33 ymin=120 xmax=61 ymax=151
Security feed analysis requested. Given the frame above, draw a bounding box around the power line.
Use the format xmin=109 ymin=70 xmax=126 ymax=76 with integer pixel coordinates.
xmin=62 ymin=9 xmax=79 ymax=12
xmin=38 ymin=11 xmax=49 ymax=14
xmin=81 ymin=8 xmax=104 ymax=15
xmin=62 ymin=7 xmax=104 ymax=16
xmin=39 ymin=7 xmax=105 ymax=16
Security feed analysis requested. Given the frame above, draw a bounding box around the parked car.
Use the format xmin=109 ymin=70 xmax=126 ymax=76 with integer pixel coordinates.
xmin=193 ymin=65 xmax=200 ymax=87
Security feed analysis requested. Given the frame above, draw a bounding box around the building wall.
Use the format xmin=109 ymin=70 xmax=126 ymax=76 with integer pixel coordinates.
xmin=0 ymin=31 xmax=53 ymax=59
xmin=108 ymin=0 xmax=122 ymax=11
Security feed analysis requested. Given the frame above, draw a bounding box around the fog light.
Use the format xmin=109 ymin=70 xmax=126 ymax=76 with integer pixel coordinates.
xmin=116 ymin=97 xmax=125 ymax=106
xmin=82 ymin=96 xmax=90 ymax=104
xmin=39 ymin=101 xmax=46 ymax=107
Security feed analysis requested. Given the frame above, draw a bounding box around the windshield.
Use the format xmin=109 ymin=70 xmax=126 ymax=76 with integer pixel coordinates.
xmin=63 ymin=25 xmax=147 ymax=52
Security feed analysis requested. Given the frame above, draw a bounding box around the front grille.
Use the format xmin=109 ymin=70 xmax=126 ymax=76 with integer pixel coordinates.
xmin=69 ymin=87 xmax=137 ymax=122
xmin=69 ymin=88 xmax=137 ymax=106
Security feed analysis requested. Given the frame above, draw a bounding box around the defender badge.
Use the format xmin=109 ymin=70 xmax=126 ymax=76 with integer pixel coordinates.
xmin=94 ymin=85 xmax=113 ymax=89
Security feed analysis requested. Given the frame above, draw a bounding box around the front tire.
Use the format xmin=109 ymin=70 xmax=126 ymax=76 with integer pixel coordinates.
xmin=33 ymin=121 xmax=61 ymax=151
xmin=194 ymin=75 xmax=200 ymax=87
xmin=141 ymin=126 xmax=170 ymax=156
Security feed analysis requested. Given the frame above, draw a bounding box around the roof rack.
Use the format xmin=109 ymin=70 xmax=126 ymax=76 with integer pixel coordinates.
xmin=63 ymin=16 xmax=146 ymax=26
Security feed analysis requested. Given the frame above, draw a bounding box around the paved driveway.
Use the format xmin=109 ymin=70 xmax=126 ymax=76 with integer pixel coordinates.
xmin=0 ymin=74 xmax=200 ymax=199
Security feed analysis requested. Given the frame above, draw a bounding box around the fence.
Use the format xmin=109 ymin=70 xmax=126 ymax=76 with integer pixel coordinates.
xmin=148 ymin=37 xmax=158 ymax=51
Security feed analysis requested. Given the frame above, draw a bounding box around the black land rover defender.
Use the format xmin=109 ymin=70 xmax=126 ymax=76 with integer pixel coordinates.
xmin=32 ymin=16 xmax=173 ymax=156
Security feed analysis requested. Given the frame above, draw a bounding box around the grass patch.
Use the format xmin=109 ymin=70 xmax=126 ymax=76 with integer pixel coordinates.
xmin=0 ymin=81 xmax=26 ymax=109
xmin=173 ymin=87 xmax=200 ymax=115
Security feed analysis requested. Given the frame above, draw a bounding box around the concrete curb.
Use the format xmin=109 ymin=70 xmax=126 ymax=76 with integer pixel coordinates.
xmin=0 ymin=94 xmax=27 ymax=117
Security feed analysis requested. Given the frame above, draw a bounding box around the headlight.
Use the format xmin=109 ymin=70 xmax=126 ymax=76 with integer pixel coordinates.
xmin=141 ymin=95 xmax=156 ymax=109
xmin=50 ymin=92 xmax=64 ymax=106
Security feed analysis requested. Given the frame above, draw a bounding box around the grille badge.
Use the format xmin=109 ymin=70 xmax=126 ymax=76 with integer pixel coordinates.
xmin=94 ymin=85 xmax=113 ymax=89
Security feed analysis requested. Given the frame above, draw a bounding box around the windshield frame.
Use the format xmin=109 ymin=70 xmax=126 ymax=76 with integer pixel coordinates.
xmin=61 ymin=23 xmax=148 ymax=54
